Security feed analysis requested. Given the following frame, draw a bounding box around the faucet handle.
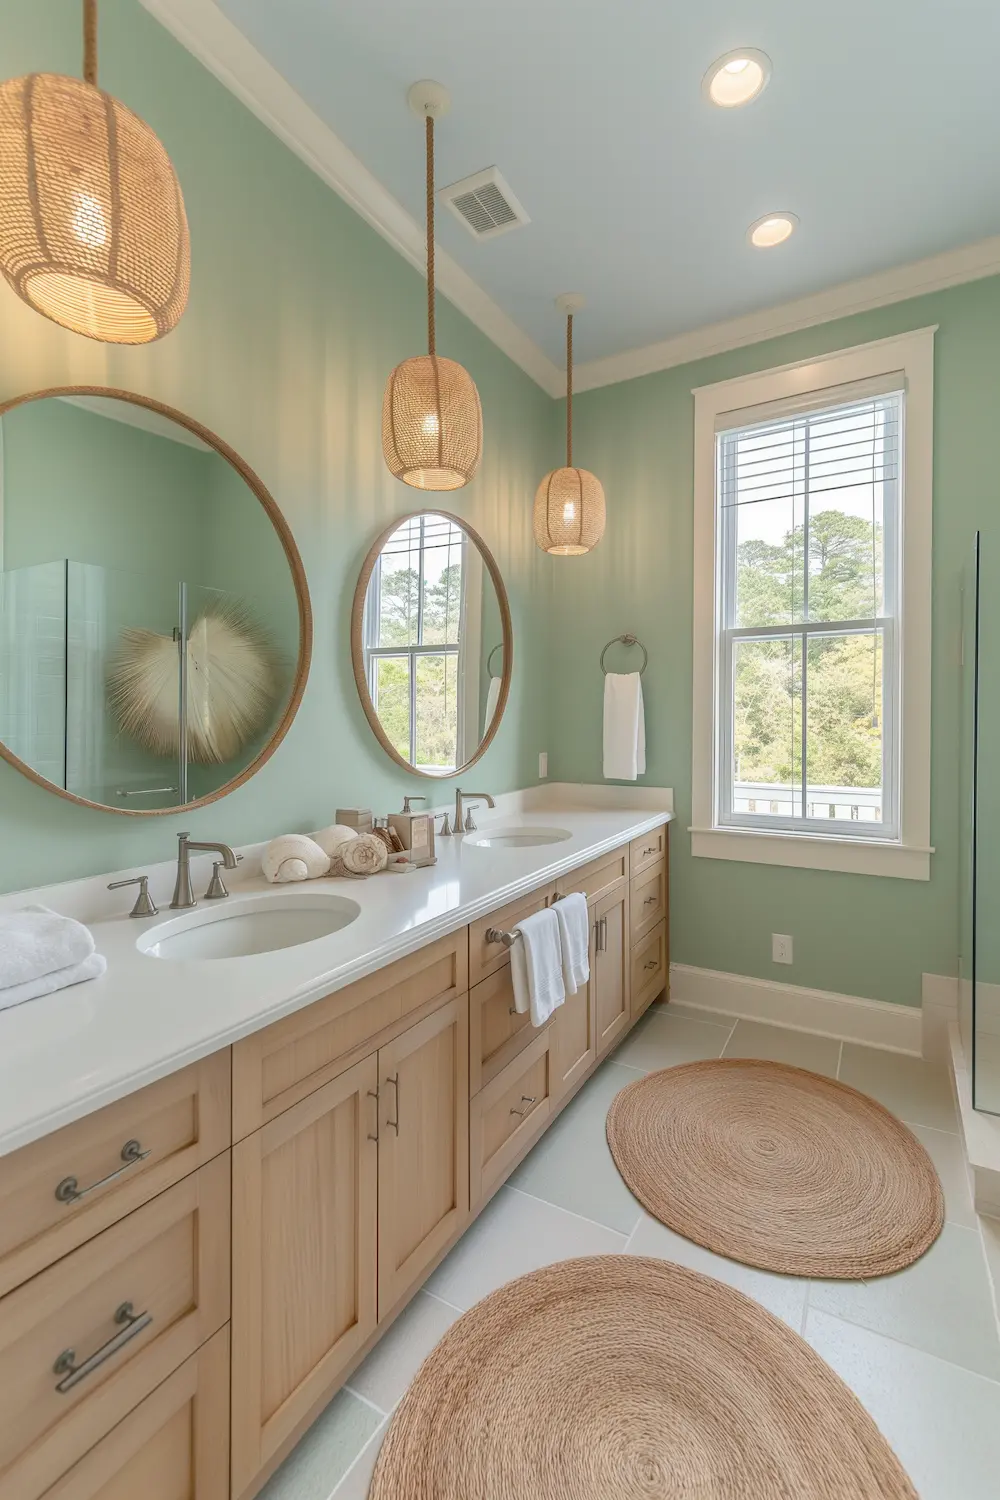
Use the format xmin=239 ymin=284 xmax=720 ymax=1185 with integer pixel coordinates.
xmin=464 ymin=804 xmax=481 ymax=832
xmin=108 ymin=876 xmax=158 ymax=918
xmin=204 ymin=862 xmax=230 ymax=900
xmin=436 ymin=812 xmax=453 ymax=836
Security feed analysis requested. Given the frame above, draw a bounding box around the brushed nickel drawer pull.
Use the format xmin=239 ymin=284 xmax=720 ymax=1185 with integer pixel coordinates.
xmin=644 ymin=959 xmax=658 ymax=970
xmin=643 ymin=895 xmax=657 ymax=906
xmin=386 ymin=1074 xmax=400 ymax=1134
xmin=510 ymin=1095 xmax=537 ymax=1118
xmin=55 ymin=1140 xmax=151 ymax=1205
xmin=643 ymin=846 xmax=656 ymax=856
xmin=508 ymin=1005 xmax=519 ymax=1016
xmin=52 ymin=1302 xmax=152 ymax=1392
xmin=367 ymin=1088 xmax=379 ymax=1143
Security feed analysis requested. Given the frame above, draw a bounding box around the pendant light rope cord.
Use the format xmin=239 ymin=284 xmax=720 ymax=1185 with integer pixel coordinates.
xmin=83 ymin=0 xmax=98 ymax=86
xmin=566 ymin=313 xmax=573 ymax=466
xmin=426 ymin=114 xmax=436 ymax=358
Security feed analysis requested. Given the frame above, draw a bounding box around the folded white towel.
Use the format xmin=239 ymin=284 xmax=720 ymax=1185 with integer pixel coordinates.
xmin=510 ymin=908 xmax=566 ymax=1028
xmin=483 ymin=675 xmax=502 ymax=738
xmin=0 ymin=904 xmax=96 ymax=989
xmin=0 ymin=952 xmax=107 ymax=1013
xmin=603 ymin=672 xmax=646 ymax=781
xmin=552 ymin=892 xmax=590 ymax=996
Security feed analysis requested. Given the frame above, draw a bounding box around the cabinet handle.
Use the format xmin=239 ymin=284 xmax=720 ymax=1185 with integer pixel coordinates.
xmin=643 ymin=845 xmax=656 ymax=857
xmin=643 ymin=895 xmax=657 ymax=906
xmin=508 ymin=1005 xmax=519 ymax=1016
xmin=510 ymin=1095 xmax=537 ymax=1118
xmin=367 ymin=1088 xmax=379 ymax=1143
xmin=52 ymin=1302 xmax=152 ymax=1393
xmin=594 ymin=919 xmax=605 ymax=953
xmin=386 ymin=1074 xmax=399 ymax=1134
xmin=600 ymin=916 xmax=608 ymax=951
xmin=55 ymin=1139 xmax=151 ymax=1205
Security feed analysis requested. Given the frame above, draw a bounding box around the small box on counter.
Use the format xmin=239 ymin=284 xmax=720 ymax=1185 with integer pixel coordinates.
xmin=335 ymin=807 xmax=374 ymax=833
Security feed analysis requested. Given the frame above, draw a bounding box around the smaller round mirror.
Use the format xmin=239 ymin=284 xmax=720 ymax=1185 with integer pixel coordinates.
xmin=352 ymin=512 xmax=512 ymax=777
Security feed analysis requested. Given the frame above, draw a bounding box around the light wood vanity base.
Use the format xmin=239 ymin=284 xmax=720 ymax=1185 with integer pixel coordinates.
xmin=0 ymin=822 xmax=669 ymax=1500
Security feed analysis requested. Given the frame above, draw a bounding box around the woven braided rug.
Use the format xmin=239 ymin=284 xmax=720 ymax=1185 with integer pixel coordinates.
xmin=606 ymin=1059 xmax=944 ymax=1277
xmin=369 ymin=1256 xmax=916 ymax=1499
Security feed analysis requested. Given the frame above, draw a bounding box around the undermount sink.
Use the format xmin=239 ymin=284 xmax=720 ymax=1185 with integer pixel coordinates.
xmin=137 ymin=892 xmax=361 ymax=961
xmin=464 ymin=826 xmax=572 ymax=850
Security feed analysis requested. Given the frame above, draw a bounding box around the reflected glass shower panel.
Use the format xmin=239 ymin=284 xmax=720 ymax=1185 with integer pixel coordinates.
xmin=973 ymin=532 xmax=1000 ymax=1113
xmin=0 ymin=560 xmax=68 ymax=786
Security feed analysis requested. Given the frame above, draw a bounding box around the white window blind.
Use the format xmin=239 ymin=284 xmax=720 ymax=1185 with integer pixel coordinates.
xmin=715 ymin=388 xmax=902 ymax=840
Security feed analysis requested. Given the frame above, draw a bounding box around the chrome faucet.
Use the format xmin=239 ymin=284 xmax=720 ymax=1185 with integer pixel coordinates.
xmin=170 ymin=832 xmax=240 ymax=909
xmin=453 ymin=788 xmax=496 ymax=835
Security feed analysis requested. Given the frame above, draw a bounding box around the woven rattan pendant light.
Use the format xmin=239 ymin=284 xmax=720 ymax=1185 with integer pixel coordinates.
xmin=382 ymin=81 xmax=482 ymax=491
xmin=0 ymin=0 xmax=189 ymax=344
xmin=533 ymin=295 xmax=606 ymax=555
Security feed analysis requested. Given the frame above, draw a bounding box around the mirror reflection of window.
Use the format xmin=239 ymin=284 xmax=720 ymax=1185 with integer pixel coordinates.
xmin=363 ymin=514 xmax=483 ymax=775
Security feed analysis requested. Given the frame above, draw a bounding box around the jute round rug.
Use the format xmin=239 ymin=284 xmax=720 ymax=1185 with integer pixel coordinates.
xmin=606 ymin=1059 xmax=944 ymax=1278
xmin=369 ymin=1256 xmax=916 ymax=1499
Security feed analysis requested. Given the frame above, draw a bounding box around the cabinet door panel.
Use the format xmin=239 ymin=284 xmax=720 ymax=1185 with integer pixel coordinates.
xmin=550 ymin=957 xmax=596 ymax=1104
xmin=231 ymin=1056 xmax=378 ymax=1497
xmin=594 ymin=886 xmax=630 ymax=1058
xmin=377 ymin=998 xmax=469 ymax=1318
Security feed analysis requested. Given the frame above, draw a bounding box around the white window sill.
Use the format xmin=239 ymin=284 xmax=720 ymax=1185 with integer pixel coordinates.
xmin=689 ymin=827 xmax=932 ymax=881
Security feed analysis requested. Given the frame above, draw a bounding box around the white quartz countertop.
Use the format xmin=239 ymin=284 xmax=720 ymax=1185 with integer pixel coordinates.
xmin=0 ymin=791 xmax=672 ymax=1157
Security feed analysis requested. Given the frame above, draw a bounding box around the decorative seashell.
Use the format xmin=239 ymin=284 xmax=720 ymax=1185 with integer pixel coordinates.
xmin=311 ymin=824 xmax=360 ymax=860
xmin=261 ymin=835 xmax=331 ymax=884
xmin=339 ymin=833 xmax=389 ymax=877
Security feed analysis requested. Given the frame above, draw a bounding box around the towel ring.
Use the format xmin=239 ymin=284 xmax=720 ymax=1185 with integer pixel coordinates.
xmin=487 ymin=644 xmax=504 ymax=679
xmin=600 ymin=633 xmax=648 ymax=676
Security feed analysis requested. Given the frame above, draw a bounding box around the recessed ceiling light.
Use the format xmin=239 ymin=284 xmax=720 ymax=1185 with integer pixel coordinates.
xmin=703 ymin=48 xmax=772 ymax=108
xmin=748 ymin=212 xmax=798 ymax=248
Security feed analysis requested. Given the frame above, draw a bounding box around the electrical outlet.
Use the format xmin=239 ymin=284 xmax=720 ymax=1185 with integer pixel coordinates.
xmin=772 ymin=933 xmax=793 ymax=965
xmin=538 ymin=752 xmax=548 ymax=779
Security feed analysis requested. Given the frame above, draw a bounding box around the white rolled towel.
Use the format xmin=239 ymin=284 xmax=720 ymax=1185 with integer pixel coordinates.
xmin=338 ymin=834 xmax=388 ymax=877
xmin=261 ymin=835 xmax=331 ymax=884
xmin=311 ymin=825 xmax=360 ymax=860
xmin=0 ymin=952 xmax=106 ymax=1013
xmin=0 ymin=905 xmax=95 ymax=990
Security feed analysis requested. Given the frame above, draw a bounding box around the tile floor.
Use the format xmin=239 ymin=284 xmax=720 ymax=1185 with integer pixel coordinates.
xmin=259 ymin=1002 xmax=1000 ymax=1500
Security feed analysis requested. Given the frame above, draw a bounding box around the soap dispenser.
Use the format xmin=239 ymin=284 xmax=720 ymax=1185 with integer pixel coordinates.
xmin=387 ymin=796 xmax=436 ymax=867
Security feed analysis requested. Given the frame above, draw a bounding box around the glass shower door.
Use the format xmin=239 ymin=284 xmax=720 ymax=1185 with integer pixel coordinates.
xmin=970 ymin=532 xmax=1000 ymax=1113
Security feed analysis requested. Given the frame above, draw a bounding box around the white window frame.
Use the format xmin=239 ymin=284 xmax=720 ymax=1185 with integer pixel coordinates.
xmin=691 ymin=328 xmax=935 ymax=881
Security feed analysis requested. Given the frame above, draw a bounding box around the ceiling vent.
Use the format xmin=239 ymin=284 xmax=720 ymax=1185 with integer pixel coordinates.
xmin=438 ymin=166 xmax=530 ymax=241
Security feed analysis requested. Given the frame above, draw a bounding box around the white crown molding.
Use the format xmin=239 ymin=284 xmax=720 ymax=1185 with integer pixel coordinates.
xmin=140 ymin=0 xmax=565 ymax=397
xmin=572 ymin=235 xmax=1000 ymax=392
xmin=143 ymin=2 xmax=1000 ymax=401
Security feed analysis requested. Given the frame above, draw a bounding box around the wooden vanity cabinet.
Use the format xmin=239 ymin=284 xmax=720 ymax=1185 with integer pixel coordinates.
xmin=593 ymin=884 xmax=631 ymax=1057
xmin=230 ymin=993 xmax=469 ymax=1496
xmin=230 ymin=1055 xmax=379 ymax=1497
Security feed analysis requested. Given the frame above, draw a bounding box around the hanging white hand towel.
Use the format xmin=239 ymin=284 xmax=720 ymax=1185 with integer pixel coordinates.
xmin=603 ymin=671 xmax=646 ymax=781
xmin=0 ymin=904 xmax=95 ymax=990
xmin=483 ymin=675 xmax=502 ymax=738
xmin=552 ymin=892 xmax=590 ymax=996
xmin=0 ymin=952 xmax=107 ymax=1014
xmin=510 ymin=907 xmax=566 ymax=1028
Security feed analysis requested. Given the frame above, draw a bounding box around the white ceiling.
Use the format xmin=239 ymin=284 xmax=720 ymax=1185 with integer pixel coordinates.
xmin=182 ymin=0 xmax=1000 ymax=370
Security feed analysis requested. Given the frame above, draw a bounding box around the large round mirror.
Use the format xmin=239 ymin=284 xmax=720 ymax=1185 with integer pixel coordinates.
xmin=0 ymin=387 xmax=310 ymax=813
xmin=352 ymin=511 xmax=512 ymax=777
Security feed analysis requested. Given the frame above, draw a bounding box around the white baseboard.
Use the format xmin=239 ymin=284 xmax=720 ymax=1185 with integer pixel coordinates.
xmin=669 ymin=962 xmax=923 ymax=1055
xmin=948 ymin=1024 xmax=1000 ymax=1218
xmin=922 ymin=972 xmax=960 ymax=1062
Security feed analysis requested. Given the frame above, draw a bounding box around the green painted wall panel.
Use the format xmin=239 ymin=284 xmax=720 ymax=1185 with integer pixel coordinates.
xmin=0 ymin=0 xmax=553 ymax=890
xmin=547 ymin=277 xmax=1000 ymax=1007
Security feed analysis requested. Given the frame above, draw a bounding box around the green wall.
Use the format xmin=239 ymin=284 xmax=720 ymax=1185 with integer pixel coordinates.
xmin=551 ymin=276 xmax=1000 ymax=1007
xmin=0 ymin=0 xmax=553 ymax=891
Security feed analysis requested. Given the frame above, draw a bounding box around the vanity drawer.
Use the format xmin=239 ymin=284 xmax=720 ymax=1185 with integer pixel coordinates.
xmin=631 ymin=920 xmax=668 ymax=1020
xmin=0 ymin=1152 xmax=230 ymax=1500
xmin=557 ymin=847 xmax=628 ymax=907
xmin=0 ymin=1052 xmax=231 ymax=1297
xmin=233 ymin=930 xmax=468 ymax=1136
xmin=469 ymin=1029 xmax=553 ymax=1208
xmin=630 ymin=859 xmax=667 ymax=945
xmin=40 ymin=1326 xmax=230 ymax=1500
xmin=469 ymin=968 xmax=547 ymax=1094
xmin=469 ymin=889 xmax=552 ymax=987
xmin=630 ymin=825 xmax=668 ymax=878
